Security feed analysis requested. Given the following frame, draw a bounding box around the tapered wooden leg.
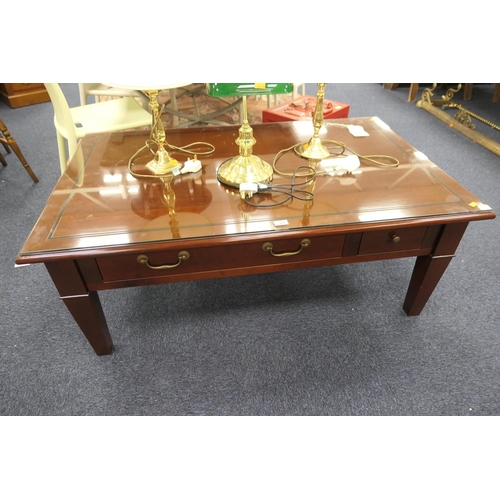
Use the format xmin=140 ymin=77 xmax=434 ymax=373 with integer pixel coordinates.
xmin=403 ymin=222 xmax=469 ymax=316
xmin=45 ymin=260 xmax=114 ymax=355
xmin=403 ymin=254 xmax=455 ymax=315
xmin=60 ymin=292 xmax=113 ymax=355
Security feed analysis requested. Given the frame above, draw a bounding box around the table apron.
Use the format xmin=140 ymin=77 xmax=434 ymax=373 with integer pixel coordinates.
xmin=76 ymin=223 xmax=446 ymax=291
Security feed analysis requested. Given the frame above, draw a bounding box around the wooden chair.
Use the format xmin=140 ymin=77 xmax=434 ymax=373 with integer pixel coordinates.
xmin=0 ymin=118 xmax=39 ymax=182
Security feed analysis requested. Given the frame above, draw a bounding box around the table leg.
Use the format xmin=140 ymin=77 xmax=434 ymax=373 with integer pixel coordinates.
xmin=45 ymin=261 xmax=113 ymax=355
xmin=403 ymin=222 xmax=469 ymax=316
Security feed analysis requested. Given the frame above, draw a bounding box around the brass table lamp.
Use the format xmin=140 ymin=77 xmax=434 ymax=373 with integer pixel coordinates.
xmin=294 ymin=83 xmax=330 ymax=161
xmin=143 ymin=88 xmax=181 ymax=175
xmin=207 ymin=83 xmax=293 ymax=187
xmin=103 ymin=83 xmax=191 ymax=175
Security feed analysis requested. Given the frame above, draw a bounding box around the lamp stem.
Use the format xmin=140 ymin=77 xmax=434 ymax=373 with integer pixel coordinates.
xmin=295 ymin=83 xmax=330 ymax=161
xmin=242 ymin=95 xmax=248 ymax=123
xmin=144 ymin=90 xmax=179 ymax=175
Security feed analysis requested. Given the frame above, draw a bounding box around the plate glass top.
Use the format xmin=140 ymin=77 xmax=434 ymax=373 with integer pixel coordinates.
xmin=18 ymin=117 xmax=493 ymax=256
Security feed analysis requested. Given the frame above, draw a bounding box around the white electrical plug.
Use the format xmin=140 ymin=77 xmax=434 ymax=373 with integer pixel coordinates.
xmin=321 ymin=155 xmax=361 ymax=174
xmin=239 ymin=182 xmax=259 ymax=199
xmin=180 ymin=157 xmax=202 ymax=174
xmin=238 ymin=182 xmax=273 ymax=199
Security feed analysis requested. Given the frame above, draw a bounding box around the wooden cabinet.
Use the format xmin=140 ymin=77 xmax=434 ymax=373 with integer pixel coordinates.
xmin=0 ymin=83 xmax=50 ymax=108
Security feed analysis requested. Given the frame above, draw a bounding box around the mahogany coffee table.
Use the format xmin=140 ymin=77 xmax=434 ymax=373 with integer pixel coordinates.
xmin=16 ymin=118 xmax=495 ymax=355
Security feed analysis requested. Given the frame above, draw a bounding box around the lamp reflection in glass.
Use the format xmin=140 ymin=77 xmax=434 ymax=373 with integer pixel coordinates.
xmin=131 ymin=172 xmax=214 ymax=241
xmin=207 ymin=83 xmax=293 ymax=187
xmin=294 ymin=83 xmax=330 ymax=161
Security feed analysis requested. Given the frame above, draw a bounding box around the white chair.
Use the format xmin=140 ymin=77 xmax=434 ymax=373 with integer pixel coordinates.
xmin=293 ymin=83 xmax=306 ymax=98
xmin=44 ymin=83 xmax=152 ymax=173
xmin=79 ymin=83 xmax=139 ymax=104
xmin=78 ymin=83 xmax=151 ymax=109
xmin=79 ymin=84 xmax=186 ymax=126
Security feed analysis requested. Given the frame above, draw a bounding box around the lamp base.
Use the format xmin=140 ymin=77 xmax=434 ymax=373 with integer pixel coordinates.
xmin=145 ymin=146 xmax=180 ymax=175
xmin=217 ymin=154 xmax=273 ymax=187
xmin=294 ymin=136 xmax=330 ymax=161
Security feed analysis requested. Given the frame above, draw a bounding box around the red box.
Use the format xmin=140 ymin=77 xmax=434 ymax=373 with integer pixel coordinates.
xmin=262 ymin=95 xmax=350 ymax=123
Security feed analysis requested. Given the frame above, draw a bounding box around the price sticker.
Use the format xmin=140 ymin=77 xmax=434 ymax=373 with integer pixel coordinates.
xmin=347 ymin=125 xmax=370 ymax=137
xmin=273 ymin=219 xmax=289 ymax=227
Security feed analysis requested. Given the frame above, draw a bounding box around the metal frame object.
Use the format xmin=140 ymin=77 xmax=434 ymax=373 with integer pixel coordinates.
xmin=417 ymin=84 xmax=500 ymax=157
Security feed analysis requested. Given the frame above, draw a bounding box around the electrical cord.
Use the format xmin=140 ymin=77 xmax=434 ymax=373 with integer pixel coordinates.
xmin=272 ymin=139 xmax=400 ymax=178
xmin=242 ymin=165 xmax=316 ymax=208
xmin=240 ymin=131 xmax=400 ymax=208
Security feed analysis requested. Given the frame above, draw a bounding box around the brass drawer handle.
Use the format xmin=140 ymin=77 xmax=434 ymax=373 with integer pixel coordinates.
xmin=262 ymin=238 xmax=311 ymax=257
xmin=137 ymin=251 xmax=190 ymax=269
xmin=391 ymin=234 xmax=401 ymax=243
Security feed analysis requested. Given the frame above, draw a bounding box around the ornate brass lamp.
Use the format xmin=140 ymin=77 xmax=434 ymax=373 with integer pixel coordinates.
xmin=294 ymin=83 xmax=330 ymax=161
xmin=143 ymin=89 xmax=181 ymax=175
xmin=207 ymin=83 xmax=293 ymax=187
xmin=103 ymin=83 xmax=191 ymax=175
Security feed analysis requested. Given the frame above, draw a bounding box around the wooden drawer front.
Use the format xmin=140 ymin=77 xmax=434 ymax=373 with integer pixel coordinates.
xmin=358 ymin=226 xmax=427 ymax=255
xmin=97 ymin=234 xmax=345 ymax=282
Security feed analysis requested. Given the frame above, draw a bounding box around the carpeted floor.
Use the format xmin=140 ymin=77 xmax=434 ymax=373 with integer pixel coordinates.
xmin=1 ymin=83 xmax=499 ymax=418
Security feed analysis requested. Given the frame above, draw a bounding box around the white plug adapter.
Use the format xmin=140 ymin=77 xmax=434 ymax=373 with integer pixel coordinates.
xmin=181 ymin=158 xmax=202 ymax=174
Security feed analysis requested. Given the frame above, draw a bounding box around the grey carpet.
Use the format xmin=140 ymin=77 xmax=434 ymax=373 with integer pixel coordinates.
xmin=1 ymin=83 xmax=499 ymax=416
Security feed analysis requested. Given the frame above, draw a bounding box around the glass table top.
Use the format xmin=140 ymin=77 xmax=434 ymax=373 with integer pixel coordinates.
xmin=18 ymin=117 xmax=494 ymax=258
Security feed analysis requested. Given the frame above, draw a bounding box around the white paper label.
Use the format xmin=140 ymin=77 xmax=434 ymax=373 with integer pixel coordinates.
xmin=347 ymin=125 xmax=369 ymax=137
xmin=273 ymin=220 xmax=289 ymax=227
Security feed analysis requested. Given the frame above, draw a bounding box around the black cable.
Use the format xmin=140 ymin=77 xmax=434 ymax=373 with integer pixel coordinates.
xmin=244 ymin=165 xmax=316 ymax=208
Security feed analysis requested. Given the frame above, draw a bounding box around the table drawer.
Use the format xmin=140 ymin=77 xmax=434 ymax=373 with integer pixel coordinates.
xmin=96 ymin=233 xmax=345 ymax=282
xmin=358 ymin=226 xmax=428 ymax=255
